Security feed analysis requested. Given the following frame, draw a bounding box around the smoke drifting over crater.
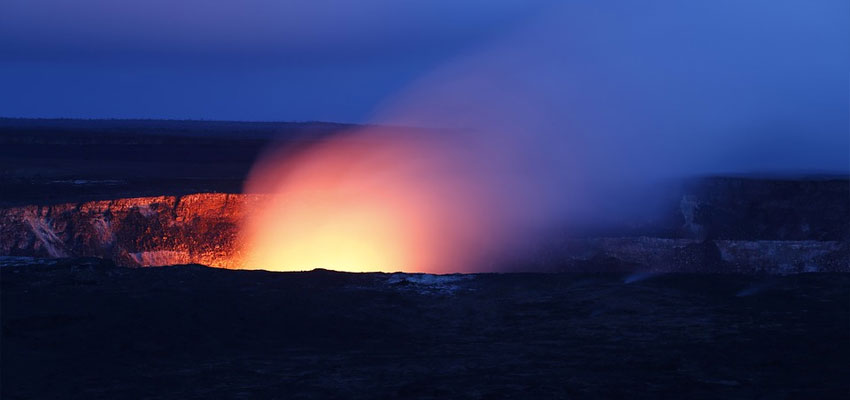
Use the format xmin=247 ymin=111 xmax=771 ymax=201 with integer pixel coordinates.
xmin=240 ymin=0 xmax=848 ymax=273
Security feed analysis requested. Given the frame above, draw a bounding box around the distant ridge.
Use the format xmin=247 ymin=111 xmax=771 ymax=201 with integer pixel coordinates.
xmin=0 ymin=118 xmax=359 ymax=139
xmin=0 ymin=117 xmax=357 ymax=124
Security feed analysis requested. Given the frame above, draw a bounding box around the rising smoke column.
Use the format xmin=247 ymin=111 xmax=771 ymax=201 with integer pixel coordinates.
xmin=239 ymin=0 xmax=848 ymax=272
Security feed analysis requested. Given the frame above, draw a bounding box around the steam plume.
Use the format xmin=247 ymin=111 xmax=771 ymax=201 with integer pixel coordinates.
xmin=240 ymin=0 xmax=848 ymax=272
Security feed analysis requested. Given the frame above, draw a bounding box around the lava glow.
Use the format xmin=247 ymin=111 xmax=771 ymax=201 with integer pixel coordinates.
xmin=239 ymin=128 xmax=504 ymax=273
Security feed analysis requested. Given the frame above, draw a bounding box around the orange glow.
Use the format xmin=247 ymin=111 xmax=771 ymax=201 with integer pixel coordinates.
xmin=239 ymin=129 xmax=501 ymax=273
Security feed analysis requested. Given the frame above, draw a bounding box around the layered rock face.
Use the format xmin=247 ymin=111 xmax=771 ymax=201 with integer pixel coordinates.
xmin=541 ymin=237 xmax=848 ymax=273
xmin=0 ymin=194 xmax=266 ymax=268
xmin=538 ymin=177 xmax=850 ymax=273
xmin=0 ymin=178 xmax=847 ymax=272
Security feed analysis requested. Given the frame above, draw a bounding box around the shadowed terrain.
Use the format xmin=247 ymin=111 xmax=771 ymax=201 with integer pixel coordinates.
xmin=0 ymin=118 xmax=352 ymax=206
xmin=2 ymin=260 xmax=848 ymax=399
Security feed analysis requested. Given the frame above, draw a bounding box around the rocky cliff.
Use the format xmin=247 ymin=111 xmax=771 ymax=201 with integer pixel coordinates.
xmin=0 ymin=177 xmax=847 ymax=272
xmin=0 ymin=194 xmax=266 ymax=268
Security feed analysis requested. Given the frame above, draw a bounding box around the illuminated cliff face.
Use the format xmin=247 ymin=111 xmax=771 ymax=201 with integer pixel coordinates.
xmin=0 ymin=194 xmax=265 ymax=268
xmin=239 ymin=129 xmax=502 ymax=273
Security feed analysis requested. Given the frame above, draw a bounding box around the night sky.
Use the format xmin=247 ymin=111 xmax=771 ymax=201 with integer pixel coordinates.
xmin=0 ymin=1 xmax=848 ymax=171
xmin=0 ymin=0 xmax=551 ymax=122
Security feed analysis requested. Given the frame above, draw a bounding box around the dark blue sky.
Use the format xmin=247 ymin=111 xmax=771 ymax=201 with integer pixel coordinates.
xmin=0 ymin=0 xmax=553 ymax=122
xmin=0 ymin=0 xmax=847 ymax=175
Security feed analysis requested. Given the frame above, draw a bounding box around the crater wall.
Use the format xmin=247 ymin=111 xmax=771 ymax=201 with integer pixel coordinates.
xmin=0 ymin=194 xmax=266 ymax=268
xmin=0 ymin=178 xmax=847 ymax=272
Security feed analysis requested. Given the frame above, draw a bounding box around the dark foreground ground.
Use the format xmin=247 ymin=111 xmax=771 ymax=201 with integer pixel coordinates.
xmin=2 ymin=259 xmax=848 ymax=399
